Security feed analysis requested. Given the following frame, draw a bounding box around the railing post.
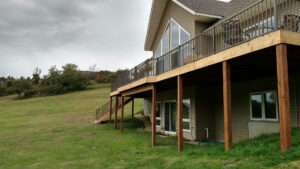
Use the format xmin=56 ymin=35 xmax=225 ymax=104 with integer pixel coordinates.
xmin=213 ymin=27 xmax=216 ymax=54
xmin=274 ymin=0 xmax=278 ymax=29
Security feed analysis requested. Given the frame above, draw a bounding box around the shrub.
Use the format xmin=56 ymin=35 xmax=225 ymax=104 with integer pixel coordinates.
xmin=14 ymin=79 xmax=33 ymax=98
xmin=0 ymin=87 xmax=5 ymax=96
xmin=41 ymin=64 xmax=89 ymax=95
xmin=24 ymin=89 xmax=36 ymax=98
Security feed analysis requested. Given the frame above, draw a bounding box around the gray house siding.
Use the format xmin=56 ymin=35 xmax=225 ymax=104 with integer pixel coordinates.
xmin=144 ymin=73 xmax=300 ymax=143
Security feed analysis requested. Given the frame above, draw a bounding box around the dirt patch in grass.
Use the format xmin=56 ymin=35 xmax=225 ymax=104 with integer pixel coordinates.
xmin=275 ymin=160 xmax=300 ymax=169
xmin=224 ymin=158 xmax=248 ymax=168
xmin=135 ymin=114 xmax=151 ymax=132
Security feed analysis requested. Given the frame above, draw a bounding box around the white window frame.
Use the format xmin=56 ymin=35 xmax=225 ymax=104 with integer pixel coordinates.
xmin=170 ymin=18 xmax=190 ymax=50
xmin=154 ymin=18 xmax=190 ymax=58
xmin=156 ymin=102 xmax=161 ymax=127
xmin=182 ymin=98 xmax=191 ymax=132
xmin=249 ymin=90 xmax=278 ymax=121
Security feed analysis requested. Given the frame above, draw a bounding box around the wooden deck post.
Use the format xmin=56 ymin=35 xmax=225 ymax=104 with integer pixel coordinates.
xmin=276 ymin=44 xmax=292 ymax=152
xmin=114 ymin=95 xmax=119 ymax=129
xmin=109 ymin=96 xmax=112 ymax=123
xmin=121 ymin=96 xmax=124 ymax=134
xmin=223 ymin=61 xmax=232 ymax=151
xmin=177 ymin=75 xmax=183 ymax=152
xmin=132 ymin=98 xmax=134 ymax=118
xmin=152 ymin=86 xmax=156 ymax=147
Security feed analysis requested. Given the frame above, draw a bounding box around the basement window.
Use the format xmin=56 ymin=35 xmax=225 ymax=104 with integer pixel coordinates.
xmin=150 ymin=102 xmax=161 ymax=127
xmin=156 ymin=102 xmax=161 ymax=127
xmin=183 ymin=99 xmax=191 ymax=131
xmin=250 ymin=91 xmax=278 ymax=121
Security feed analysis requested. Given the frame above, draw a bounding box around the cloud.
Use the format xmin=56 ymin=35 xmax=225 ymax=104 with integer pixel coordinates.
xmin=0 ymin=0 xmax=152 ymax=77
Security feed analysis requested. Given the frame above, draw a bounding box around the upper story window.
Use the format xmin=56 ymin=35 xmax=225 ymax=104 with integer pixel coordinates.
xmin=155 ymin=19 xmax=190 ymax=58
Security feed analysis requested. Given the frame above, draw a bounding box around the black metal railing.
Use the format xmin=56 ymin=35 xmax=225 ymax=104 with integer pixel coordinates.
xmin=95 ymin=97 xmax=132 ymax=120
xmin=111 ymin=0 xmax=300 ymax=92
xmin=96 ymin=97 xmax=118 ymax=120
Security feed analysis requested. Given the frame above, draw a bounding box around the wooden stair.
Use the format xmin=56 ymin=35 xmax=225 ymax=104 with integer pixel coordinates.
xmin=94 ymin=97 xmax=133 ymax=124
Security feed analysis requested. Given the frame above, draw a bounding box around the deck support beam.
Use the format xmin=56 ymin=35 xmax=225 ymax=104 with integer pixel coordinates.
xmin=276 ymin=44 xmax=292 ymax=152
xmin=109 ymin=96 xmax=112 ymax=123
xmin=114 ymin=95 xmax=119 ymax=129
xmin=132 ymin=98 xmax=134 ymax=118
xmin=121 ymin=96 xmax=124 ymax=134
xmin=223 ymin=61 xmax=232 ymax=151
xmin=152 ymin=86 xmax=156 ymax=147
xmin=177 ymin=75 xmax=183 ymax=152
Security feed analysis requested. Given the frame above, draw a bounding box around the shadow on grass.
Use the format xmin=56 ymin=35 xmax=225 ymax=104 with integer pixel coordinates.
xmin=100 ymin=117 xmax=144 ymax=130
xmin=100 ymin=116 xmax=300 ymax=168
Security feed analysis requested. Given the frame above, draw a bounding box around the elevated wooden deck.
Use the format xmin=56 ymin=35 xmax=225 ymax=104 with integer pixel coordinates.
xmin=111 ymin=30 xmax=300 ymax=97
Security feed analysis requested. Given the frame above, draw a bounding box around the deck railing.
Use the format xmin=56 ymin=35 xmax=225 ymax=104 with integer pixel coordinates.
xmin=111 ymin=0 xmax=300 ymax=92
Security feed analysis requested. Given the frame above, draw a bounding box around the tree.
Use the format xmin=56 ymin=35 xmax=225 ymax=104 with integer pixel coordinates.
xmin=89 ymin=64 xmax=97 ymax=72
xmin=6 ymin=80 xmax=14 ymax=88
xmin=32 ymin=67 xmax=41 ymax=85
xmin=14 ymin=79 xmax=33 ymax=98
xmin=62 ymin=64 xmax=78 ymax=74
xmin=88 ymin=64 xmax=97 ymax=80
xmin=0 ymin=77 xmax=6 ymax=87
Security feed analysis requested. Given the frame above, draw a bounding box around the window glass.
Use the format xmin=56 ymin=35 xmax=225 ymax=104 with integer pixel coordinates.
xmin=170 ymin=102 xmax=177 ymax=132
xmin=183 ymin=99 xmax=190 ymax=119
xmin=183 ymin=99 xmax=190 ymax=130
xmin=155 ymin=44 xmax=161 ymax=58
xmin=183 ymin=122 xmax=190 ymax=130
xmin=171 ymin=20 xmax=179 ymax=50
xmin=180 ymin=43 xmax=190 ymax=59
xmin=162 ymin=25 xmax=170 ymax=55
xmin=155 ymin=20 xmax=190 ymax=58
xmin=156 ymin=120 xmax=160 ymax=126
xmin=165 ymin=102 xmax=170 ymax=130
xmin=264 ymin=92 xmax=277 ymax=119
xmin=251 ymin=94 xmax=262 ymax=118
xmin=156 ymin=103 xmax=161 ymax=118
xmin=180 ymin=29 xmax=190 ymax=44
xmin=163 ymin=55 xmax=170 ymax=72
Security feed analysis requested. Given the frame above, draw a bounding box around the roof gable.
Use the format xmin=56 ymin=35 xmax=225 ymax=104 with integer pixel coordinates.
xmin=144 ymin=0 xmax=259 ymax=51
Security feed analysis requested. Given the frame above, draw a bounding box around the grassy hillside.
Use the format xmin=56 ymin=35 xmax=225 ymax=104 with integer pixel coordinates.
xmin=0 ymin=84 xmax=299 ymax=169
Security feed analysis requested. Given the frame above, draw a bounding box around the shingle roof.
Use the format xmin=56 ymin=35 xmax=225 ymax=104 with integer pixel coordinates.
xmin=177 ymin=0 xmax=259 ymax=17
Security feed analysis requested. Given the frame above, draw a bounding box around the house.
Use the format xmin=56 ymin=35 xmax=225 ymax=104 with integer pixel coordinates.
xmin=103 ymin=0 xmax=300 ymax=152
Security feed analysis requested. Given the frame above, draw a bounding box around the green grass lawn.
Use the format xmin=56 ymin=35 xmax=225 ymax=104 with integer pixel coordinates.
xmin=0 ymin=83 xmax=300 ymax=169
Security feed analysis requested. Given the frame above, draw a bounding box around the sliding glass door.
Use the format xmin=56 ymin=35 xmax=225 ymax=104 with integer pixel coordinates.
xmin=164 ymin=101 xmax=177 ymax=133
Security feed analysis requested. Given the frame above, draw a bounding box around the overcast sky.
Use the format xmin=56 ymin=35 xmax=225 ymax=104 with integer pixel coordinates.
xmin=0 ymin=0 xmax=153 ymax=78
